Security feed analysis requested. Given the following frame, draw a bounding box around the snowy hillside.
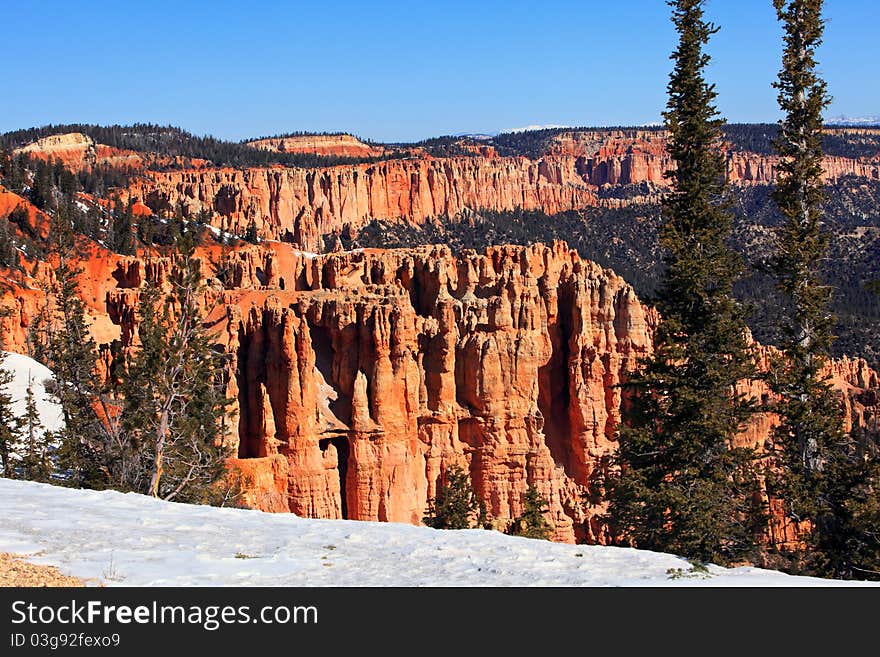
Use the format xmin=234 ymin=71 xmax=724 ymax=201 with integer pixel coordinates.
xmin=1 ymin=351 xmax=64 ymax=434
xmin=0 ymin=479 xmax=873 ymax=586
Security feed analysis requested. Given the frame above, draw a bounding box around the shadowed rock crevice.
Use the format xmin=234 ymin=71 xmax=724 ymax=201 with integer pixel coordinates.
xmin=538 ymin=276 xmax=575 ymax=478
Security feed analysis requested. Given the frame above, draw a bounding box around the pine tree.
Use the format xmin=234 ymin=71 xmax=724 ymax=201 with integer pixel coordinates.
xmin=766 ymin=0 xmax=877 ymax=579
xmin=18 ymin=373 xmax=52 ymax=482
xmin=605 ymin=0 xmax=760 ymax=566
xmin=44 ymin=213 xmax=118 ymax=489
xmin=0 ymin=356 xmax=23 ymax=478
xmin=423 ymin=465 xmax=484 ymax=529
xmin=109 ymin=198 xmax=135 ymax=255
xmin=243 ymin=220 xmax=259 ymax=244
xmin=0 ymin=215 xmax=19 ymax=269
xmin=121 ymin=236 xmax=232 ymax=502
xmin=507 ymin=486 xmax=553 ymax=540
xmin=0 ymin=306 xmax=24 ymax=478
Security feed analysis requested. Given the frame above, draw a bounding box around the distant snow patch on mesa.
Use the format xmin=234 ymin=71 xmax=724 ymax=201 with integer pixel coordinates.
xmin=827 ymin=115 xmax=880 ymax=126
xmin=500 ymin=124 xmax=572 ymax=134
xmin=1 ymin=352 xmax=64 ymax=433
xmin=1 ymin=479 xmax=876 ymax=587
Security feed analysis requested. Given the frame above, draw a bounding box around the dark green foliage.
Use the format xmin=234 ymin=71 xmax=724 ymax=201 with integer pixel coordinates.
xmin=44 ymin=216 xmax=109 ymax=489
xmin=0 ymin=356 xmax=23 ymax=478
xmin=109 ymin=198 xmax=136 ymax=255
xmin=75 ymin=164 xmax=133 ymax=197
xmin=423 ymin=465 xmax=484 ymax=529
xmin=243 ymin=220 xmax=259 ymax=244
xmin=765 ymin=0 xmax=877 ymax=580
xmin=507 ymin=486 xmax=553 ymax=540
xmin=0 ymin=124 xmax=404 ymax=170
xmin=17 ymin=374 xmax=52 ymax=482
xmin=603 ymin=0 xmax=760 ymax=566
xmin=0 ymin=151 xmax=27 ymax=193
xmin=29 ymin=214 xmax=232 ymax=502
xmin=120 ymin=237 xmax=233 ymax=502
xmin=136 ymin=211 xmax=155 ymax=245
xmin=0 ymin=213 xmax=22 ymax=269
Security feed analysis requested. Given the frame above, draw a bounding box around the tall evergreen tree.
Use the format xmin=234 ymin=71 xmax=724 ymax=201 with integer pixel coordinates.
xmin=109 ymin=198 xmax=135 ymax=255
xmin=44 ymin=212 xmax=120 ymax=489
xmin=605 ymin=0 xmax=760 ymax=566
xmin=121 ymin=236 xmax=232 ymax=502
xmin=0 ymin=355 xmax=23 ymax=478
xmin=0 ymin=306 xmax=24 ymax=478
xmin=18 ymin=373 xmax=52 ymax=482
xmin=766 ymin=0 xmax=875 ymax=579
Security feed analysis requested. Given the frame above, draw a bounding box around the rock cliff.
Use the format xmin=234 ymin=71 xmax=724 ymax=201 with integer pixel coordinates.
xmin=127 ymin=157 xmax=598 ymax=251
xmin=13 ymin=132 xmax=143 ymax=171
xmin=245 ymin=134 xmax=387 ymax=158
xmin=97 ymin=242 xmax=879 ymax=543
xmin=124 ymin=129 xmax=879 ymax=252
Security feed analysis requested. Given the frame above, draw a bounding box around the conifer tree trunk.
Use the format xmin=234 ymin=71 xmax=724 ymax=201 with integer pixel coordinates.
xmin=148 ymin=407 xmax=170 ymax=498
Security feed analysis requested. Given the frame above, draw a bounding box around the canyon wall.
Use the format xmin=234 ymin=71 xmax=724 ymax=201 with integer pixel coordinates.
xmin=127 ymin=157 xmax=599 ymax=251
xmin=14 ymin=132 xmax=144 ymax=171
xmin=245 ymin=134 xmax=387 ymax=158
xmin=103 ymin=242 xmax=656 ymax=542
xmin=126 ymin=130 xmax=879 ymax=252
xmin=101 ymin=242 xmax=879 ymax=544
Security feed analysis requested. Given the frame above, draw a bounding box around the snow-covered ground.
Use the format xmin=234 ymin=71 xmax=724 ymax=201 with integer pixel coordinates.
xmin=0 ymin=479 xmax=872 ymax=587
xmin=1 ymin=352 xmax=64 ymax=434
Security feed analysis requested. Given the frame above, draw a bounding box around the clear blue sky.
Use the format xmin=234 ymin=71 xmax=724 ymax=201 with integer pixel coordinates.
xmin=3 ymin=0 xmax=878 ymax=142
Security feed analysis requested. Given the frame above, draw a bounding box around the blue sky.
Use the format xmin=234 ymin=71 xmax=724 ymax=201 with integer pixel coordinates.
xmin=2 ymin=0 xmax=877 ymax=142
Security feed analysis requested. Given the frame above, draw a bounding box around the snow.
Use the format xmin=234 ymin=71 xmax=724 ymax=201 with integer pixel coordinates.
xmin=1 ymin=352 xmax=64 ymax=434
xmin=827 ymin=114 xmax=880 ymax=126
xmin=0 ymin=479 xmax=872 ymax=587
xmin=500 ymin=124 xmax=572 ymax=134
xmin=204 ymin=224 xmax=236 ymax=242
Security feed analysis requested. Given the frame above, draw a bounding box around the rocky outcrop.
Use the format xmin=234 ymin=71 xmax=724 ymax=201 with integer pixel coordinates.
xmin=98 ymin=242 xmax=655 ymax=541
xmin=4 ymin=237 xmax=877 ymax=544
xmin=127 ymin=158 xmax=598 ymax=251
xmin=123 ymin=128 xmax=880 ymax=252
xmin=13 ymin=133 xmax=143 ymax=171
xmin=245 ymin=134 xmax=387 ymax=158
xmin=195 ymin=243 xmax=875 ymax=544
xmin=208 ymin=243 xmax=655 ymax=542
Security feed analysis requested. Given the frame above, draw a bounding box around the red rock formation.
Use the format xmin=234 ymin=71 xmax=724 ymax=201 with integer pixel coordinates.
xmin=13 ymin=133 xmax=144 ymax=172
xmin=126 ymin=157 xmax=598 ymax=251
xmin=0 ymin=188 xmax=51 ymax=240
xmin=122 ymin=128 xmax=879 ymax=252
xmin=209 ymin=245 xmax=873 ymax=542
xmin=245 ymin=134 xmax=387 ymax=158
xmin=97 ymin=242 xmax=654 ymax=540
xmin=3 ymin=237 xmax=876 ymax=545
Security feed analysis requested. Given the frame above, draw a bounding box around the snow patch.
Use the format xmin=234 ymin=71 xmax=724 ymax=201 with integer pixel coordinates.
xmin=1 ymin=352 xmax=64 ymax=434
xmin=0 ymin=478 xmax=872 ymax=587
xmin=500 ymin=124 xmax=572 ymax=134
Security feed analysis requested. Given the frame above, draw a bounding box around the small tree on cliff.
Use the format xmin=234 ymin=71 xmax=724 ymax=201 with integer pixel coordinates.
xmin=767 ymin=0 xmax=879 ymax=580
xmin=605 ymin=0 xmax=761 ymax=566
xmin=45 ymin=210 xmax=120 ymax=489
xmin=0 ymin=356 xmax=23 ymax=478
xmin=109 ymin=198 xmax=136 ymax=256
xmin=18 ymin=374 xmax=53 ymax=482
xmin=120 ymin=235 xmax=232 ymax=503
xmin=423 ymin=465 xmax=485 ymax=530
xmin=507 ymin=486 xmax=553 ymax=540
